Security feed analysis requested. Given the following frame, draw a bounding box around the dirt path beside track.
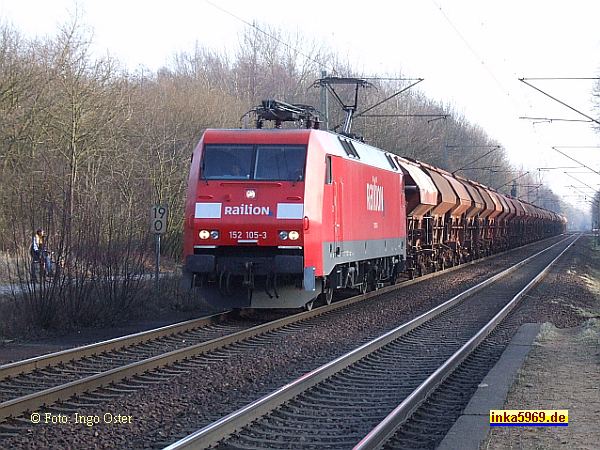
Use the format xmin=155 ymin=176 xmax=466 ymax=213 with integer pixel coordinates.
xmin=485 ymin=237 xmax=600 ymax=450
xmin=485 ymin=320 xmax=599 ymax=450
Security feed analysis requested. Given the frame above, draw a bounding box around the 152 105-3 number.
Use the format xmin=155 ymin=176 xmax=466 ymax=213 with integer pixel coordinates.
xmin=229 ymin=231 xmax=267 ymax=240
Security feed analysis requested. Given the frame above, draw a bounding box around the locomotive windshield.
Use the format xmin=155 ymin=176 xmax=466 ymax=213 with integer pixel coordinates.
xmin=201 ymin=144 xmax=306 ymax=181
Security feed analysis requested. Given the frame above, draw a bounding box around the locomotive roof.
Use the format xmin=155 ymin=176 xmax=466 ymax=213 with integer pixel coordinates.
xmin=201 ymin=128 xmax=405 ymax=174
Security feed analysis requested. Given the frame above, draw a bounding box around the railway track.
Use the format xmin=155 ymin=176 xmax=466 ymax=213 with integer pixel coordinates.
xmin=163 ymin=234 xmax=578 ymax=449
xmin=0 ymin=235 xmax=570 ymax=441
xmin=0 ymin=311 xmax=274 ymax=421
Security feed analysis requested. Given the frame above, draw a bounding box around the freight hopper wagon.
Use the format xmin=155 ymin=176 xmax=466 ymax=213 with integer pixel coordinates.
xmin=390 ymin=155 xmax=566 ymax=277
xmin=182 ymin=129 xmax=408 ymax=309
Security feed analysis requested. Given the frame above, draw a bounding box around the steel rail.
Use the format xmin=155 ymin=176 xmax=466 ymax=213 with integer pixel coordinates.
xmin=0 ymin=311 xmax=235 ymax=381
xmin=162 ymin=235 xmax=574 ymax=450
xmin=353 ymin=234 xmax=580 ymax=450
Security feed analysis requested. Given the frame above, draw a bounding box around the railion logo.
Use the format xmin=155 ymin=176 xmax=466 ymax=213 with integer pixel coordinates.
xmin=366 ymin=176 xmax=384 ymax=212
xmin=224 ymin=204 xmax=272 ymax=216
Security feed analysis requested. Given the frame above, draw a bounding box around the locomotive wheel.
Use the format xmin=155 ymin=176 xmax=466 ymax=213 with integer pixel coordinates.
xmin=180 ymin=272 xmax=193 ymax=291
xmin=368 ymin=271 xmax=377 ymax=292
xmin=193 ymin=273 xmax=205 ymax=288
xmin=304 ymin=300 xmax=314 ymax=311
xmin=359 ymin=276 xmax=368 ymax=295
xmin=322 ymin=287 xmax=333 ymax=305
xmin=218 ymin=271 xmax=233 ymax=296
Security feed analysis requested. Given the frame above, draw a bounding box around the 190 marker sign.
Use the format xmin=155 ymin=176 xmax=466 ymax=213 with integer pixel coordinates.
xmin=151 ymin=205 xmax=168 ymax=234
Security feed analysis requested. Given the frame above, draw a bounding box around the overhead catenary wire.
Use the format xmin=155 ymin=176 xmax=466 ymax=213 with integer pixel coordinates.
xmin=519 ymin=116 xmax=593 ymax=123
xmin=451 ymin=146 xmax=501 ymax=175
xmin=429 ymin=0 xmax=514 ymax=102
xmin=204 ymin=0 xmax=334 ymax=73
xmin=520 ymin=77 xmax=600 ymax=81
xmin=552 ymin=147 xmax=600 ymax=177
xmin=519 ymin=78 xmax=600 ymax=126
xmin=427 ymin=0 xmax=562 ymax=196
xmin=564 ymin=172 xmax=599 ymax=191
xmin=537 ymin=166 xmax=582 ymax=170
xmin=430 ymin=0 xmax=598 ymax=194
xmin=205 ymin=1 xmax=427 ymax=134
xmin=495 ymin=171 xmax=530 ymax=190
xmin=354 ymin=79 xmax=424 ymax=118
xmin=519 ymin=79 xmax=600 ymax=200
xmin=360 ymin=114 xmax=449 ymax=118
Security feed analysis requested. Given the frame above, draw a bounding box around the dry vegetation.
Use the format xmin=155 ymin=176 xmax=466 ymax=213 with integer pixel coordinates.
xmin=0 ymin=18 xmax=569 ymax=334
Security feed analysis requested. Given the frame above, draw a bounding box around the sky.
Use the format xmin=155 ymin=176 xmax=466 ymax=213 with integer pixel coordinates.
xmin=1 ymin=0 xmax=599 ymax=216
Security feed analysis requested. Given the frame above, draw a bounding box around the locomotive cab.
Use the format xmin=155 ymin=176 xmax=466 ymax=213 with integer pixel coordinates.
xmin=182 ymin=130 xmax=316 ymax=309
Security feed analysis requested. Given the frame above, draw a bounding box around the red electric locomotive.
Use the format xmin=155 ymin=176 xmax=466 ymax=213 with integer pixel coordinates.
xmin=182 ymin=118 xmax=407 ymax=309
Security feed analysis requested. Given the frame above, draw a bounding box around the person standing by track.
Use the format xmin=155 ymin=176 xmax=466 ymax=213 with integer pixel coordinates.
xmin=30 ymin=228 xmax=52 ymax=282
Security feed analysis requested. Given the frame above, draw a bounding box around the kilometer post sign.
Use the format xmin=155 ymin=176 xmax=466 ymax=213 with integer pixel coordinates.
xmin=151 ymin=205 xmax=168 ymax=234
xmin=151 ymin=204 xmax=167 ymax=290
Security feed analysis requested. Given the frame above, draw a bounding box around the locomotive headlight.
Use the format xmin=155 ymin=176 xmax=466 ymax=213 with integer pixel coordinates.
xmin=210 ymin=230 xmax=219 ymax=240
xmin=288 ymin=231 xmax=300 ymax=240
xmin=199 ymin=230 xmax=210 ymax=240
xmin=279 ymin=231 xmax=288 ymax=240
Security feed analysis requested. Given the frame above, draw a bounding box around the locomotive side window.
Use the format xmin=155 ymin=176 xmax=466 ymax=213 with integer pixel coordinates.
xmin=325 ymin=155 xmax=332 ymax=184
xmin=201 ymin=145 xmax=254 ymax=179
